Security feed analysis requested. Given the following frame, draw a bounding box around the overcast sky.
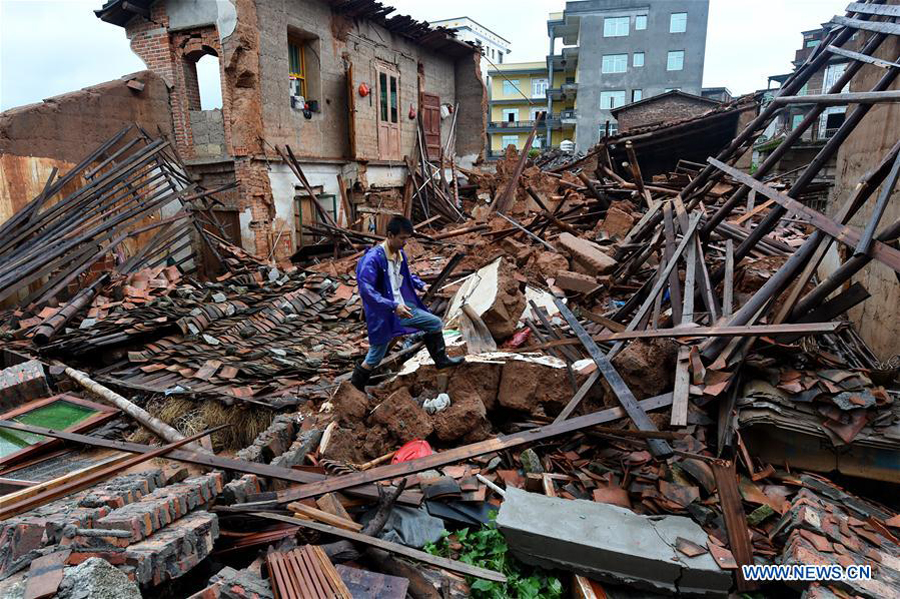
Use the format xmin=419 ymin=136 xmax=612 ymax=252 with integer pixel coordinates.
xmin=0 ymin=0 xmax=850 ymax=111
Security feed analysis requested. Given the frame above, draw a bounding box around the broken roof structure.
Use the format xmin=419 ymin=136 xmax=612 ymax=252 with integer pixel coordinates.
xmin=1 ymin=1 xmax=900 ymax=598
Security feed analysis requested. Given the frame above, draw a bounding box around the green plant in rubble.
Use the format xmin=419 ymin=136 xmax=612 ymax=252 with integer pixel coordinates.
xmin=424 ymin=515 xmax=564 ymax=599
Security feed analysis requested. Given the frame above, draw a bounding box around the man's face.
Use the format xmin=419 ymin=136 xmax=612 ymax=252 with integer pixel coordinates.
xmin=387 ymin=231 xmax=410 ymax=252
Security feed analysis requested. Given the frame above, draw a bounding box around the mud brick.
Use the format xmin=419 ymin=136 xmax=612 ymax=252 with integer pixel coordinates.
xmin=555 ymin=270 xmax=598 ymax=294
xmin=79 ymin=470 xmax=164 ymax=509
xmin=235 ymin=444 xmax=264 ymax=464
xmin=67 ymin=549 xmax=128 ymax=567
xmin=126 ymin=511 xmax=219 ymax=586
xmin=221 ymin=474 xmax=262 ymax=505
xmin=0 ymin=520 xmax=46 ymax=577
xmin=0 ymin=360 xmax=50 ymax=409
xmin=557 ymin=233 xmax=617 ymax=275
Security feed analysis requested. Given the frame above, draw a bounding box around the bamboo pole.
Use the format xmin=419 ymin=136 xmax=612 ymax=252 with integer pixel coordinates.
xmin=60 ymin=363 xmax=209 ymax=453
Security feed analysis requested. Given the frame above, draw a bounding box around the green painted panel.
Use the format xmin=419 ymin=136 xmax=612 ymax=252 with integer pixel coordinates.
xmin=0 ymin=400 xmax=98 ymax=458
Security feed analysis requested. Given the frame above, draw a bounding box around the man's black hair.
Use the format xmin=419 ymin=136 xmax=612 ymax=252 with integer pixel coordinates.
xmin=386 ymin=216 xmax=414 ymax=236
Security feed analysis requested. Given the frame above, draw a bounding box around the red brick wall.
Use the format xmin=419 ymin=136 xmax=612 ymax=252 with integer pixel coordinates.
xmin=126 ymin=7 xmax=231 ymax=160
xmin=234 ymin=158 xmax=276 ymax=258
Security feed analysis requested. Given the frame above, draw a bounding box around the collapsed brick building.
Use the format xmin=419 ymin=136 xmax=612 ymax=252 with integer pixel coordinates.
xmin=93 ymin=0 xmax=486 ymax=264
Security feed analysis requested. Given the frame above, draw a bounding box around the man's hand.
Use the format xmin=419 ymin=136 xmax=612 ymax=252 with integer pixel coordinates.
xmin=395 ymin=304 xmax=413 ymax=319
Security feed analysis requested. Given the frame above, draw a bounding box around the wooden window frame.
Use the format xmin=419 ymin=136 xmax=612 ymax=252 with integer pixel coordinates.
xmin=0 ymin=393 xmax=119 ymax=470
xmin=289 ymin=40 xmax=307 ymax=97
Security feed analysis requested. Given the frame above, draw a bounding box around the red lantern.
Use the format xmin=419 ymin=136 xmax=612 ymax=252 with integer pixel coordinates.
xmin=358 ymin=82 xmax=370 ymax=97
xmin=408 ymin=105 xmax=417 ymax=119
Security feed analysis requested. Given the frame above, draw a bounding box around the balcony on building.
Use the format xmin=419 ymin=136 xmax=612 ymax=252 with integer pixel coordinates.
xmin=547 ymin=47 xmax=579 ymax=72
xmin=547 ymin=11 xmax=580 ymax=45
xmin=548 ymin=81 xmax=578 ymax=101
xmin=488 ymin=119 xmax=538 ymax=132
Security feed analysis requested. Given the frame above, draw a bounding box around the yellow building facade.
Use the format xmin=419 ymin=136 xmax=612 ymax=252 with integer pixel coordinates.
xmin=487 ymin=60 xmax=577 ymax=157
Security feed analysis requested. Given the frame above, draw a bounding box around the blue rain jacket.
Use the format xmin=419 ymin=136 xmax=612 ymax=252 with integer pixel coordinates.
xmin=356 ymin=244 xmax=428 ymax=345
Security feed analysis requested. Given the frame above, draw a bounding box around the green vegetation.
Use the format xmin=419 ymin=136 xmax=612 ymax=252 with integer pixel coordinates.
xmin=424 ymin=516 xmax=564 ymax=599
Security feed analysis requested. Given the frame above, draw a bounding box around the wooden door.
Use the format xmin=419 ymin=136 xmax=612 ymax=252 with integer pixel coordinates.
xmin=421 ymin=92 xmax=441 ymax=161
xmin=376 ymin=65 xmax=401 ymax=160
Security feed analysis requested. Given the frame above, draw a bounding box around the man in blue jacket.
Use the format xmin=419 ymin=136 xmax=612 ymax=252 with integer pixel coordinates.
xmin=351 ymin=216 xmax=463 ymax=390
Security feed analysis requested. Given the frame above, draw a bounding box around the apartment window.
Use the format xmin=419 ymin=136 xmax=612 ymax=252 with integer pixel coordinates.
xmin=502 ymin=79 xmax=521 ymax=97
xmin=289 ymin=41 xmax=307 ymax=97
xmin=632 ymin=89 xmax=643 ymax=102
xmin=670 ymin=12 xmax=687 ymax=33
xmin=791 ymin=114 xmax=805 ymax=130
xmin=600 ymin=122 xmax=618 ymax=136
xmin=603 ymin=16 xmax=629 ymax=37
xmin=635 ymin=15 xmax=647 ymax=30
xmin=602 ymin=54 xmax=628 ymax=74
xmin=532 ymin=78 xmax=549 ymax=98
xmin=600 ymin=90 xmax=626 ymax=109
xmin=502 ymin=108 xmax=518 ymax=123
xmin=633 ymin=52 xmax=645 ymax=67
xmin=667 ymin=50 xmax=684 ymax=71
xmin=806 ymin=39 xmax=821 ymax=48
xmin=501 ymin=135 xmax=519 ymax=149
xmin=498 ymin=53 xmax=503 ymax=64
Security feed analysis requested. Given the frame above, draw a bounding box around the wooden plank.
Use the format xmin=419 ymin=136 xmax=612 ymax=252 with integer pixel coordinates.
xmin=288 ymin=501 xmax=363 ymax=532
xmin=773 ymin=89 xmax=900 ymax=106
xmin=662 ymin=203 xmax=683 ymax=324
xmin=0 ymin=453 xmax=130 ymax=508
xmin=832 ymin=14 xmax=900 ymax=35
xmin=671 ymin=239 xmax=696 ymax=428
xmin=844 ymin=3 xmax=900 ymax=19
xmin=265 ymin=393 xmax=673 ymax=504
xmin=826 ymin=44 xmax=900 ymax=70
xmin=608 ymin=212 xmax=702 ymax=359
xmin=0 ymin=420 xmax=422 ymax=507
xmin=336 ymin=174 xmax=353 ymax=228
xmin=723 ymin=239 xmax=734 ymax=318
xmin=708 ymin=158 xmax=900 ymax=274
xmin=257 ymin=512 xmax=508 ymax=582
xmin=553 ymin=299 xmax=673 ymax=459
xmin=316 ymin=493 xmax=353 ymax=521
xmin=521 ymin=322 xmax=844 ymax=351
xmin=711 ymin=461 xmax=756 ymax=591
xmin=23 ymin=550 xmax=70 ymax=599
xmin=777 ymin=282 xmax=870 ymax=343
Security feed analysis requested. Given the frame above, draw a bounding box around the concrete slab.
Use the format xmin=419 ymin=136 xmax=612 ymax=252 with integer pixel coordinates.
xmin=497 ymin=487 xmax=731 ymax=597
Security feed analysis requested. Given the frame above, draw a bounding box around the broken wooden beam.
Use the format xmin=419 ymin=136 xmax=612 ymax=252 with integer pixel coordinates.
xmin=553 ymin=298 xmax=673 ymax=459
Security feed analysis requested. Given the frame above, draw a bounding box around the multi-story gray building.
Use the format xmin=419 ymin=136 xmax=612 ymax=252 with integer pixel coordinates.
xmin=547 ymin=0 xmax=709 ymax=151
